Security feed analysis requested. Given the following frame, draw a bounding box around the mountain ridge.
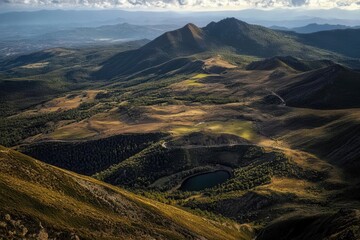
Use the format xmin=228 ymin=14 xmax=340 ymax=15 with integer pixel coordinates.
xmin=96 ymin=17 xmax=342 ymax=80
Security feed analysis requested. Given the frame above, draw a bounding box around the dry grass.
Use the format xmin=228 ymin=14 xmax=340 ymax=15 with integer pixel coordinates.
xmin=20 ymin=62 xmax=49 ymax=69
xmin=34 ymin=103 xmax=265 ymax=143
xmin=256 ymin=177 xmax=321 ymax=200
xmin=169 ymin=120 xmax=259 ymax=141
xmin=18 ymin=90 xmax=103 ymax=116
xmin=203 ymin=56 xmax=237 ymax=69
xmin=0 ymin=145 xmax=251 ymax=240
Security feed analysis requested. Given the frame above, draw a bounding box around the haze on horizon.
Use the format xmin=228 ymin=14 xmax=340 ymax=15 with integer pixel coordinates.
xmin=1 ymin=0 xmax=360 ymax=11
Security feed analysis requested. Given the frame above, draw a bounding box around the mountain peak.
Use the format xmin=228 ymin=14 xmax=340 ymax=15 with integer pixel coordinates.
xmin=206 ymin=17 xmax=248 ymax=28
xmin=180 ymin=23 xmax=203 ymax=37
xmin=142 ymin=22 xmax=206 ymax=55
xmin=183 ymin=23 xmax=198 ymax=29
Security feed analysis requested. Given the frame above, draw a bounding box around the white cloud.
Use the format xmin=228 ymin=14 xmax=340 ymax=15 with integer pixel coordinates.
xmin=0 ymin=0 xmax=359 ymax=9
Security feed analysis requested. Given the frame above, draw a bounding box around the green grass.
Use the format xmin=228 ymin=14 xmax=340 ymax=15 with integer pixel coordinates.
xmin=170 ymin=120 xmax=260 ymax=142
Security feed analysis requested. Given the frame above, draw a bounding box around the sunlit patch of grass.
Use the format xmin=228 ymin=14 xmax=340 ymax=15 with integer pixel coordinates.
xmin=169 ymin=120 xmax=260 ymax=142
xmin=20 ymin=62 xmax=49 ymax=69
xmin=192 ymin=73 xmax=211 ymax=79
xmin=255 ymin=177 xmax=324 ymax=201
xmin=0 ymin=145 xmax=251 ymax=240
xmin=170 ymin=73 xmax=219 ymax=89
xmin=182 ymin=79 xmax=204 ymax=87
xmin=51 ymin=126 xmax=96 ymax=140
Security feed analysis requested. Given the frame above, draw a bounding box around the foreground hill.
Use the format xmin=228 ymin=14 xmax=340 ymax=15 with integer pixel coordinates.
xmin=0 ymin=145 xmax=249 ymax=240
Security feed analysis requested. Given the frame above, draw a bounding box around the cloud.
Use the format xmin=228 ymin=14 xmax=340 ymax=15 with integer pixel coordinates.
xmin=0 ymin=0 xmax=359 ymax=9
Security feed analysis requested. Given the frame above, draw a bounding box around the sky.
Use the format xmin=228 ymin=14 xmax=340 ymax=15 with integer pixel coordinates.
xmin=0 ymin=0 xmax=359 ymax=10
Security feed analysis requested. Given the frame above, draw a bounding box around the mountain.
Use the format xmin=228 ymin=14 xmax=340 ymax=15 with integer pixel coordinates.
xmin=95 ymin=23 xmax=208 ymax=78
xmin=202 ymin=18 xmax=324 ymax=58
xmin=96 ymin=18 xmax=335 ymax=79
xmin=270 ymin=25 xmax=290 ymax=31
xmin=292 ymin=23 xmax=349 ymax=33
xmin=297 ymin=28 xmax=360 ymax=58
xmin=144 ymin=23 xmax=208 ymax=55
xmin=246 ymin=56 xmax=336 ymax=72
xmin=246 ymin=56 xmax=312 ymax=71
xmin=276 ymin=64 xmax=360 ymax=109
xmin=0 ymin=145 xmax=247 ymax=240
xmin=270 ymin=23 xmax=351 ymax=33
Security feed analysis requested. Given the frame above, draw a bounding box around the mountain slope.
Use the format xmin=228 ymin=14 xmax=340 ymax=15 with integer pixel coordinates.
xmin=0 ymin=145 xmax=249 ymax=240
xmin=297 ymin=28 xmax=360 ymax=58
xmin=246 ymin=56 xmax=312 ymax=71
xmin=95 ymin=18 xmax=336 ymax=80
xmin=246 ymin=56 xmax=335 ymax=72
xmin=276 ymin=64 xmax=360 ymax=109
xmin=292 ymin=23 xmax=349 ymax=33
xmin=144 ymin=23 xmax=208 ymax=55
xmin=202 ymin=18 xmax=327 ymax=58
xmin=95 ymin=23 xmax=207 ymax=78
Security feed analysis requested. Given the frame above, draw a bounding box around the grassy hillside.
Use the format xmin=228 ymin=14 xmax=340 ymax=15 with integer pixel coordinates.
xmin=277 ymin=64 xmax=360 ymax=109
xmin=246 ymin=56 xmax=334 ymax=72
xmin=0 ymin=41 xmax=148 ymax=116
xmin=0 ymin=145 xmax=250 ymax=240
xmin=203 ymin=18 xmax=331 ymax=59
xmin=297 ymin=28 xmax=360 ymax=58
xmin=95 ymin=18 xmax=340 ymax=80
xmin=1 ymin=17 xmax=360 ymax=240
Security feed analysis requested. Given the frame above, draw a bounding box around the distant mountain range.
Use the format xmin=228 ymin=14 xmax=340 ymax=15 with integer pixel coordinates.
xmin=271 ymin=23 xmax=354 ymax=33
xmin=0 ymin=23 xmax=177 ymax=57
xmin=1 ymin=9 xmax=360 ymax=27
xmin=40 ymin=23 xmax=178 ymax=43
xmin=1 ymin=9 xmax=360 ymax=57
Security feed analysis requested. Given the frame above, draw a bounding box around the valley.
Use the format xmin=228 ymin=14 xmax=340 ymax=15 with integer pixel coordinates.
xmin=0 ymin=17 xmax=360 ymax=239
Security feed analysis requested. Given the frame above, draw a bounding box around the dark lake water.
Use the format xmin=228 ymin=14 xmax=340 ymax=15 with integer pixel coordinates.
xmin=180 ymin=170 xmax=231 ymax=191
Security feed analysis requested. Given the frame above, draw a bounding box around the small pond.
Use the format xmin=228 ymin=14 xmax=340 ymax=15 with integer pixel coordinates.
xmin=179 ymin=170 xmax=231 ymax=191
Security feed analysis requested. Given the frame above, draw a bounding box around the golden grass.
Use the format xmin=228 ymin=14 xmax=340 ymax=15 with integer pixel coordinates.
xmin=169 ymin=120 xmax=259 ymax=141
xmin=50 ymin=122 xmax=97 ymax=140
xmin=169 ymin=73 xmax=219 ymax=89
xmin=18 ymin=90 xmax=103 ymax=116
xmin=256 ymin=177 xmax=321 ymax=200
xmin=182 ymin=79 xmax=204 ymax=87
xmin=39 ymin=104 xmax=262 ymax=143
xmin=192 ymin=73 xmax=211 ymax=79
xmin=20 ymin=62 xmax=49 ymax=69
xmin=0 ymin=145 xmax=251 ymax=240
xmin=203 ymin=56 xmax=237 ymax=70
